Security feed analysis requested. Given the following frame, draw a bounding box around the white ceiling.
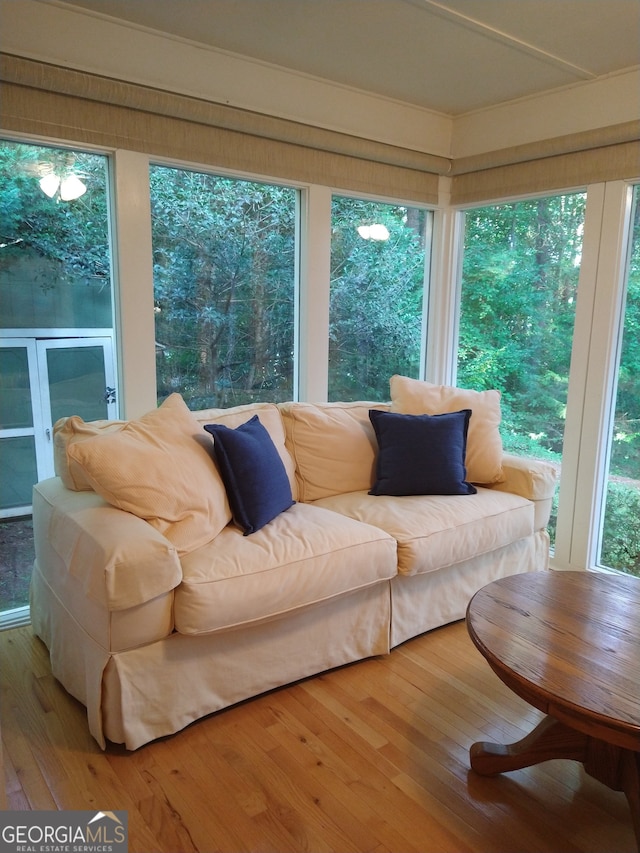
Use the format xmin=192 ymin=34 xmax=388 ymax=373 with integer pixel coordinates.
xmin=52 ymin=0 xmax=640 ymax=115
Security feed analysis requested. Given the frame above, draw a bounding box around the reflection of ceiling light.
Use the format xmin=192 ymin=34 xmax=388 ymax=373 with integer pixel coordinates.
xmin=59 ymin=174 xmax=87 ymax=201
xmin=39 ymin=172 xmax=87 ymax=201
xmin=370 ymin=224 xmax=390 ymax=241
xmin=357 ymin=223 xmax=390 ymax=241
xmin=39 ymin=174 xmax=60 ymax=197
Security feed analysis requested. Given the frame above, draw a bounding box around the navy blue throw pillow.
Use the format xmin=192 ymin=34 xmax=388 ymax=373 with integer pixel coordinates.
xmin=204 ymin=415 xmax=294 ymax=534
xmin=369 ymin=409 xmax=477 ymax=496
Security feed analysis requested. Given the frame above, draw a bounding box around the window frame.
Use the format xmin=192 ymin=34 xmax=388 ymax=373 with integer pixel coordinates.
xmin=327 ymin=192 xmax=435 ymax=401
xmin=0 ymin=134 xmax=120 ymax=622
xmin=451 ymin=180 xmax=639 ymax=575
xmin=148 ymin=162 xmax=302 ymax=409
xmin=566 ymin=181 xmax=636 ymax=573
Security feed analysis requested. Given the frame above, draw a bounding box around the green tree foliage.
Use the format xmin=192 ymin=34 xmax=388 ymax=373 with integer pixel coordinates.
xmin=459 ymin=195 xmax=585 ymax=459
xmin=600 ymin=191 xmax=640 ymax=576
xmin=601 ymin=481 xmax=640 ymax=577
xmin=150 ymin=167 xmax=296 ymax=408
xmin=0 ymin=142 xmax=110 ymax=287
xmin=608 ymin=195 xmax=640 ymax=479
xmin=329 ymin=197 xmax=428 ymax=401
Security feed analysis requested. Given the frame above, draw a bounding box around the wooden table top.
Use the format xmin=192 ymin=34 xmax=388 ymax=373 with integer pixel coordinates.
xmin=466 ymin=570 xmax=640 ymax=752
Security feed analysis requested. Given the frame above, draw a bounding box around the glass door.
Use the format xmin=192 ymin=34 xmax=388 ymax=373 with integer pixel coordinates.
xmin=0 ymin=340 xmax=45 ymax=516
xmin=36 ymin=338 xmax=117 ymax=480
xmin=0 ymin=337 xmax=116 ymax=516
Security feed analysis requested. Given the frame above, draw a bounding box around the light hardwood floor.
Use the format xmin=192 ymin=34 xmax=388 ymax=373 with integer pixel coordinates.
xmin=1 ymin=619 xmax=635 ymax=853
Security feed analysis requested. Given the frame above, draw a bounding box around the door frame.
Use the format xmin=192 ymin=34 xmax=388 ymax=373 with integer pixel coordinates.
xmin=0 ymin=329 xmax=117 ymax=517
xmin=0 ymin=338 xmax=47 ymax=517
xmin=35 ymin=336 xmax=117 ymax=480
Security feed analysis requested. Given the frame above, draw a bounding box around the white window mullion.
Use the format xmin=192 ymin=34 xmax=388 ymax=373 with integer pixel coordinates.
xmin=425 ymin=206 xmax=464 ymax=386
xmin=552 ymin=184 xmax=605 ymax=569
xmin=575 ymin=181 xmax=633 ymax=570
xmin=554 ymin=181 xmax=633 ymax=571
xmin=111 ymin=149 xmax=157 ymax=419
xmin=298 ymin=185 xmax=331 ymax=401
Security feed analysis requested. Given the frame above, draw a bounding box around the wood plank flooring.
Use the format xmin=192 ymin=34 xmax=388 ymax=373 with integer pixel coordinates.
xmin=1 ymin=620 xmax=635 ymax=853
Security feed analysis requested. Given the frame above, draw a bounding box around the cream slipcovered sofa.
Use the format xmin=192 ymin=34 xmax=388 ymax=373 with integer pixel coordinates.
xmin=30 ymin=375 xmax=556 ymax=750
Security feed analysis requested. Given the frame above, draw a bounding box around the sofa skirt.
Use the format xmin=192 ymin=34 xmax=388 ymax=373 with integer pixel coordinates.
xmin=31 ymin=565 xmax=391 ymax=750
xmin=389 ymin=531 xmax=549 ymax=648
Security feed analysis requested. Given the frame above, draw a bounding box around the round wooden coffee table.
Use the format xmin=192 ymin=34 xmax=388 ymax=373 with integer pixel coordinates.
xmin=466 ymin=570 xmax=640 ymax=848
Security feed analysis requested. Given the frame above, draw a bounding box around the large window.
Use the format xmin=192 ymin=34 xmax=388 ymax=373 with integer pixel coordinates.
xmin=329 ymin=196 xmax=431 ymax=401
xmin=0 ymin=139 xmax=115 ymax=612
xmin=458 ymin=194 xmax=586 ymax=543
xmin=599 ymin=186 xmax=640 ymax=578
xmin=150 ymin=167 xmax=298 ymax=409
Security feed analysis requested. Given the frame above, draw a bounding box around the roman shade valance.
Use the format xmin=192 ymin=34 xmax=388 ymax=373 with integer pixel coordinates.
xmin=0 ymin=52 xmax=444 ymax=204
xmin=1 ymin=53 xmax=638 ymax=206
xmin=450 ymin=121 xmax=640 ymax=204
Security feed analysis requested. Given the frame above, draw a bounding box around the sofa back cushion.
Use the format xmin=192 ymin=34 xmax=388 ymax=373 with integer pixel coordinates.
xmin=389 ymin=375 xmax=504 ymax=485
xmin=193 ymin=402 xmax=298 ymax=500
xmin=66 ymin=393 xmax=232 ymax=555
xmin=54 ymin=417 xmax=127 ymax=490
xmin=279 ymin=402 xmax=389 ymax=501
xmin=55 ymin=400 xmax=296 ymax=495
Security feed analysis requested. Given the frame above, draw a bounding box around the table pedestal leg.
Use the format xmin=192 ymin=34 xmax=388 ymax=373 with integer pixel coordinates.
xmin=470 ymin=716 xmax=640 ymax=850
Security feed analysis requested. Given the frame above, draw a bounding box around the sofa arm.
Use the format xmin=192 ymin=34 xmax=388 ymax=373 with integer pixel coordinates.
xmin=487 ymin=454 xmax=558 ymax=530
xmin=33 ymin=478 xmax=183 ymax=612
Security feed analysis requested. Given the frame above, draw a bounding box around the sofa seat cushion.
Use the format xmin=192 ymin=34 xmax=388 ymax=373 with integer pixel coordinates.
xmin=174 ymin=503 xmax=397 ymax=635
xmin=311 ymin=487 xmax=534 ymax=577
